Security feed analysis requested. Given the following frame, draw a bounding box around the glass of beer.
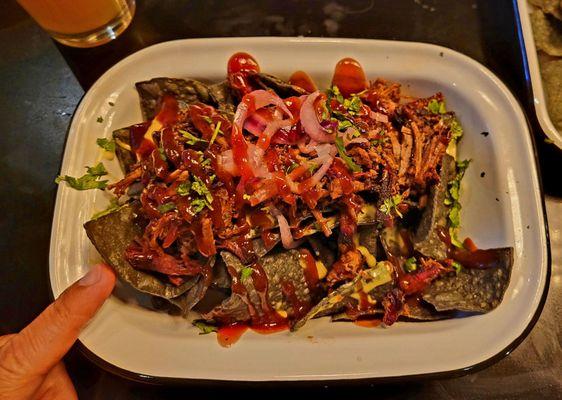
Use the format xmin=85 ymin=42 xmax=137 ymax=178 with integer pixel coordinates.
xmin=17 ymin=0 xmax=136 ymax=48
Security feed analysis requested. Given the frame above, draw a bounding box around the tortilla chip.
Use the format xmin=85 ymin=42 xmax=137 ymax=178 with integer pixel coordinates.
xmin=248 ymin=73 xmax=308 ymax=97
xmin=208 ymin=80 xmax=236 ymax=118
xmin=413 ymin=154 xmax=456 ymax=260
xmin=529 ymin=0 xmax=562 ymax=20
xmin=84 ymin=202 xmax=198 ymax=299
xmin=112 ymin=127 xmax=136 ymax=174
xmin=531 ymin=10 xmax=562 ymax=56
xmin=203 ymin=248 xmax=311 ymax=324
xmin=135 ymin=78 xmax=213 ymax=120
xmin=401 ymin=300 xmax=451 ymax=321
xmin=422 ymin=247 xmax=513 ymax=313
xmin=539 ymin=58 xmax=562 ymax=132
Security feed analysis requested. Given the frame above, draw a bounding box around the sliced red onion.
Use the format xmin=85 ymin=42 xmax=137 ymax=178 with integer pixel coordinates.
xmin=297 ymin=137 xmax=318 ymax=154
xmin=243 ymin=115 xmax=266 ymax=137
xmin=270 ymin=207 xmax=302 ymax=249
xmin=257 ymin=118 xmax=293 ymax=150
xmin=247 ymin=143 xmax=270 ymax=178
xmin=250 ymin=89 xmax=293 ymax=118
xmin=218 ymin=150 xmax=238 ymax=175
xmin=300 ymin=91 xmax=335 ymax=143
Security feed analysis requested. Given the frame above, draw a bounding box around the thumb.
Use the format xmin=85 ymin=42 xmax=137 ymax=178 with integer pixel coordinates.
xmin=2 ymin=264 xmax=115 ymax=376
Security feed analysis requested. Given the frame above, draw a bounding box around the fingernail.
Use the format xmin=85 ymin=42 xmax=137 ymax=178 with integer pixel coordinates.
xmin=78 ymin=264 xmax=103 ymax=286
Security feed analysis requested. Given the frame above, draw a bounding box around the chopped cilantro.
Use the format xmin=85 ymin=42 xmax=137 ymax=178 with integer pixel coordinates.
xmin=190 ymin=198 xmax=207 ymax=213
xmin=335 ymin=136 xmax=362 ymax=173
xmin=209 ymin=121 xmax=222 ymax=146
xmin=379 ymin=194 xmax=403 ymax=218
xmin=286 ymin=162 xmax=299 ymax=173
xmin=201 ymin=158 xmax=212 ymax=167
xmin=449 ymin=118 xmax=463 ymax=141
xmin=193 ymin=320 xmax=218 ymax=335
xmin=327 ymin=86 xmax=344 ymax=104
xmin=96 ymin=116 xmax=104 ymax=123
xmin=451 ymin=260 xmax=463 ymax=275
xmin=91 ymin=197 xmax=121 ymax=220
xmin=337 ymin=120 xmax=354 ymax=131
xmin=343 ymin=95 xmax=363 ymax=114
xmin=96 ymin=137 xmax=116 ymax=152
xmin=55 ymin=162 xmax=108 ymax=191
xmin=192 ymin=176 xmax=213 ymax=205
xmin=179 ymin=130 xmax=207 ymax=145
xmin=404 ymin=257 xmax=417 ymax=273
xmin=177 ymin=182 xmax=191 ymax=196
xmin=157 ymin=202 xmax=176 ymax=213
xmin=240 ymin=267 xmax=253 ymax=280
xmin=445 ymin=159 xmax=471 ymax=248
xmin=427 ymin=99 xmax=446 ymax=114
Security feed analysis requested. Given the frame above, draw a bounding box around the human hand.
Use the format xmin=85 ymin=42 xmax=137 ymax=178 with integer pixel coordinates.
xmin=0 ymin=264 xmax=116 ymax=400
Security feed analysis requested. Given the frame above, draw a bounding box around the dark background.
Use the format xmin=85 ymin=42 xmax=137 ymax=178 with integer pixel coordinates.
xmin=1 ymin=0 xmax=560 ymax=398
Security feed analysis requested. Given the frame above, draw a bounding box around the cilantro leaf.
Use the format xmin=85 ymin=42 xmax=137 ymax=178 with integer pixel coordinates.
xmin=427 ymin=99 xmax=446 ymax=114
xmin=190 ymin=199 xmax=207 ymax=213
xmin=335 ymin=136 xmax=362 ymax=173
xmin=192 ymin=176 xmax=213 ymax=205
xmin=286 ymin=162 xmax=299 ymax=174
xmin=179 ymin=129 xmax=207 ymax=145
xmin=240 ymin=267 xmax=253 ymax=280
xmin=404 ymin=257 xmax=417 ymax=273
xmin=209 ymin=121 xmax=222 ymax=146
xmin=449 ymin=118 xmax=463 ymax=141
xmin=96 ymin=137 xmax=116 ymax=152
xmin=55 ymin=163 xmax=108 ymax=191
xmin=193 ymin=320 xmax=218 ymax=335
xmin=379 ymin=194 xmax=403 ymax=218
xmin=327 ymin=86 xmax=344 ymax=104
xmin=91 ymin=197 xmax=121 ymax=220
xmin=157 ymin=202 xmax=176 ymax=213
xmin=343 ymin=95 xmax=363 ymax=114
xmin=177 ymin=182 xmax=191 ymax=196
xmin=451 ymin=260 xmax=463 ymax=275
xmin=337 ymin=120 xmax=354 ymax=131
xmin=445 ymin=159 xmax=471 ymax=248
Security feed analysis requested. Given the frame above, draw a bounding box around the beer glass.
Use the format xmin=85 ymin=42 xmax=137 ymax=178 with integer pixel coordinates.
xmin=17 ymin=0 xmax=136 ymax=48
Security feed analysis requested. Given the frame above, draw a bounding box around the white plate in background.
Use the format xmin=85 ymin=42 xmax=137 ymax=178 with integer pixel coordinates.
xmin=49 ymin=37 xmax=549 ymax=382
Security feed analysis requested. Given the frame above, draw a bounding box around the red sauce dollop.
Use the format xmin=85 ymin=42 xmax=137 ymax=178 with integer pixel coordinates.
xmin=289 ymin=70 xmax=317 ymax=93
xmin=331 ymin=57 xmax=368 ymax=98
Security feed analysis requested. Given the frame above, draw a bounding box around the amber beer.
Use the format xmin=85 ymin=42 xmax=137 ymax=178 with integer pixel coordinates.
xmin=17 ymin=0 xmax=135 ymax=48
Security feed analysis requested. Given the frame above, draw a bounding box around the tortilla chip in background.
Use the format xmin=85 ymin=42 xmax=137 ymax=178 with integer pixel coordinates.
xmin=248 ymin=73 xmax=309 ymax=97
xmin=529 ymin=0 xmax=562 ymax=20
xmin=135 ymin=77 xmax=214 ymax=120
xmin=539 ymin=58 xmax=562 ymax=132
xmin=531 ymin=9 xmax=562 ymax=56
xmin=84 ymin=202 xmax=199 ymax=299
xmin=422 ymin=247 xmax=513 ymax=313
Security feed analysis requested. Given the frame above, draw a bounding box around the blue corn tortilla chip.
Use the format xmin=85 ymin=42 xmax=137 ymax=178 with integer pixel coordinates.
xmin=422 ymin=247 xmax=513 ymax=313
xmin=84 ymin=202 xmax=199 ymax=299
